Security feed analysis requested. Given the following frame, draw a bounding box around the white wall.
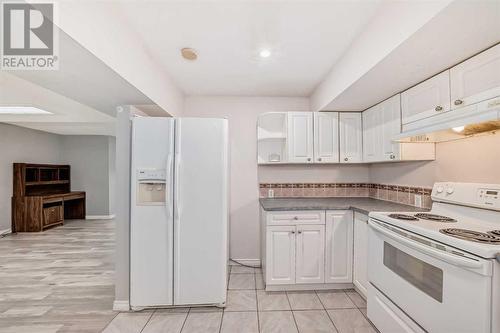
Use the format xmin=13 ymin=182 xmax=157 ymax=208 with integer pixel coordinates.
xmin=259 ymin=164 xmax=369 ymax=183
xmin=114 ymin=107 xmax=133 ymax=306
xmin=183 ymin=96 xmax=371 ymax=261
xmin=108 ymin=137 xmax=116 ymax=215
xmin=0 ymin=124 xmax=61 ymax=232
xmin=60 ymin=136 xmax=115 ymax=216
xmin=370 ymin=133 xmax=500 ymax=187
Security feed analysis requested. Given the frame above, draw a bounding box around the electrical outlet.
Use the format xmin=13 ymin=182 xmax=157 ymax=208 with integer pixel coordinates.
xmin=268 ymin=189 xmax=274 ymax=198
xmin=414 ymin=194 xmax=422 ymax=208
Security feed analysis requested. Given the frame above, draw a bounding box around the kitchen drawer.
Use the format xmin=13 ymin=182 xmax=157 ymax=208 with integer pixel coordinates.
xmin=43 ymin=205 xmax=63 ymax=226
xmin=266 ymin=210 xmax=325 ymax=226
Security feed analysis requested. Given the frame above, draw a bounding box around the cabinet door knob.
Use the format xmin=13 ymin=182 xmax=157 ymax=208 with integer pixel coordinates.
xmin=435 ymin=105 xmax=443 ymax=111
xmin=454 ymin=99 xmax=463 ymax=106
xmin=318 ymin=158 xmax=322 ymax=161
xmin=291 ymin=231 xmax=295 ymax=234
xmin=293 ymin=216 xmax=298 ymax=220
xmin=344 ymin=157 xmax=348 ymax=161
xmin=297 ymin=230 xmax=302 ymax=234
xmin=307 ymin=158 xmax=311 ymax=161
xmin=390 ymin=154 xmax=395 ymax=160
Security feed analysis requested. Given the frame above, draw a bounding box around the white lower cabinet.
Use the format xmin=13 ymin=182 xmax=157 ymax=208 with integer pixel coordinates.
xmin=263 ymin=209 xmax=362 ymax=291
xmin=265 ymin=225 xmax=296 ymax=285
xmin=353 ymin=212 xmax=369 ymax=298
xmin=325 ymin=211 xmax=353 ymax=283
xmin=265 ymin=224 xmax=325 ymax=286
xmin=296 ymin=225 xmax=325 ymax=284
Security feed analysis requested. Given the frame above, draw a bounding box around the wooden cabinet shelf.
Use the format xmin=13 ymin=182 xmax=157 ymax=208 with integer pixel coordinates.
xmin=26 ymin=180 xmax=70 ymax=186
xmin=12 ymin=163 xmax=86 ymax=232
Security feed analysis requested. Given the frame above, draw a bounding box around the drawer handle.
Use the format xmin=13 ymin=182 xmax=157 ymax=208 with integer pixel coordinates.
xmin=454 ymin=99 xmax=463 ymax=106
xmin=435 ymin=105 xmax=443 ymax=112
xmin=293 ymin=216 xmax=298 ymax=220
xmin=297 ymin=230 xmax=302 ymax=234
xmin=291 ymin=231 xmax=295 ymax=234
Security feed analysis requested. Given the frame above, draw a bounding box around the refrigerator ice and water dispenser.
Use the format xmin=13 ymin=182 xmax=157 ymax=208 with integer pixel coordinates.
xmin=136 ymin=169 xmax=167 ymax=205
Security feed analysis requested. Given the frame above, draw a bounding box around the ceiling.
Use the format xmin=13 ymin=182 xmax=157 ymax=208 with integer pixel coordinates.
xmin=9 ymin=30 xmax=157 ymax=118
xmin=322 ymin=0 xmax=500 ymax=111
xmin=1 ymin=28 xmax=163 ymax=135
xmin=117 ymin=1 xmax=381 ymax=96
xmin=3 ymin=0 xmax=498 ymax=136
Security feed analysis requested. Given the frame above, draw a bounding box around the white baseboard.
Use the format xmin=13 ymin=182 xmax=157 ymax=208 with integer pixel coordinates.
xmin=113 ymin=300 xmax=130 ymax=311
xmin=86 ymin=214 xmax=116 ymax=220
xmin=0 ymin=228 xmax=12 ymax=236
xmin=229 ymin=259 xmax=261 ymax=266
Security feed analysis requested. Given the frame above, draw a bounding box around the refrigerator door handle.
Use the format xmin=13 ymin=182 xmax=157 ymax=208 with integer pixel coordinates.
xmin=166 ymin=153 xmax=173 ymax=216
xmin=174 ymin=152 xmax=181 ymax=219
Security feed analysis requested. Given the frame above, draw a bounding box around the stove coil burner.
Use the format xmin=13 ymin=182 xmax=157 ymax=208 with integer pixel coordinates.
xmin=440 ymin=228 xmax=500 ymax=244
xmin=488 ymin=230 xmax=500 ymax=237
xmin=414 ymin=213 xmax=457 ymax=223
xmin=388 ymin=214 xmax=419 ymax=221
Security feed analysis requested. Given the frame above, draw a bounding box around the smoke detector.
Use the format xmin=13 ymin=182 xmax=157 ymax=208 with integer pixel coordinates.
xmin=181 ymin=48 xmax=198 ymax=61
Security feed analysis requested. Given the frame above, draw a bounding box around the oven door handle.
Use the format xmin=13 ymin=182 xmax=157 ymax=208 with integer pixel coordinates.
xmin=369 ymin=220 xmax=485 ymax=270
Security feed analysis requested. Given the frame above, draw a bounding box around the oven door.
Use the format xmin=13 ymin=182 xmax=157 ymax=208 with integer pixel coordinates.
xmin=368 ymin=219 xmax=493 ymax=333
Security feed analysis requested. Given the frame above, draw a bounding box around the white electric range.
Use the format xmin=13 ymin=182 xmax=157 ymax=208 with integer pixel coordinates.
xmin=367 ymin=182 xmax=500 ymax=333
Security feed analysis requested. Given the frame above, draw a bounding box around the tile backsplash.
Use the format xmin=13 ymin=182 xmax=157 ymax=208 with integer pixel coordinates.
xmin=259 ymin=183 xmax=433 ymax=209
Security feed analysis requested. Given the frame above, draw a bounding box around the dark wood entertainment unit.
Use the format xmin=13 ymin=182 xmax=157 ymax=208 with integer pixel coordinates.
xmin=12 ymin=163 xmax=86 ymax=232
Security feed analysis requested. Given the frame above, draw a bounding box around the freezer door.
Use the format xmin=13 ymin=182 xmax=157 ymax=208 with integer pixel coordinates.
xmin=174 ymin=118 xmax=229 ymax=305
xmin=130 ymin=117 xmax=175 ymax=307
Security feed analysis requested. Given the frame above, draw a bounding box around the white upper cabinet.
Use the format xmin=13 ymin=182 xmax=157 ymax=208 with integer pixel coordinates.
xmin=401 ymin=71 xmax=451 ymax=125
xmin=295 ymin=224 xmax=325 ymax=284
xmin=380 ymin=95 xmax=401 ymax=161
xmin=450 ymin=44 xmax=500 ymax=108
xmin=339 ymin=112 xmax=362 ymax=163
xmin=362 ymin=104 xmax=382 ymax=162
xmin=325 ymin=211 xmax=353 ymax=284
xmin=313 ymin=112 xmax=339 ymax=163
xmin=363 ymin=95 xmax=435 ymax=163
xmin=287 ymin=112 xmax=314 ymax=163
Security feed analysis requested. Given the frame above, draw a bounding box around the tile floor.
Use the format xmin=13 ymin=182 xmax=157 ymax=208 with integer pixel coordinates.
xmin=103 ymin=266 xmax=378 ymax=333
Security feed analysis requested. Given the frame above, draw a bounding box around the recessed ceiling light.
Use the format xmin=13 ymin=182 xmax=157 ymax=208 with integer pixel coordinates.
xmin=259 ymin=49 xmax=271 ymax=58
xmin=0 ymin=106 xmax=53 ymax=115
xmin=181 ymin=48 xmax=198 ymax=61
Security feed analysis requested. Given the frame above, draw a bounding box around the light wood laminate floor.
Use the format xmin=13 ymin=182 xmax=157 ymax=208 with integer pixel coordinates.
xmin=0 ymin=219 xmax=116 ymax=333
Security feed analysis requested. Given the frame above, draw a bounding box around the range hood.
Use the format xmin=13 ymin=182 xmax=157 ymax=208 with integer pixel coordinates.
xmin=394 ymin=96 xmax=500 ymax=142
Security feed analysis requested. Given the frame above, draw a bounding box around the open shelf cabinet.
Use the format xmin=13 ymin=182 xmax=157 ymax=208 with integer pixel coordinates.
xmin=257 ymin=112 xmax=288 ymax=164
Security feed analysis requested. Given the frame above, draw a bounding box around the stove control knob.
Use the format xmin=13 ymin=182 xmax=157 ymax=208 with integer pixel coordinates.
xmin=437 ymin=186 xmax=444 ymax=193
xmin=446 ymin=187 xmax=454 ymax=195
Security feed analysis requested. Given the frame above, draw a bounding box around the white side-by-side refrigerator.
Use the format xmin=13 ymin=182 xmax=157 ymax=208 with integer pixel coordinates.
xmin=130 ymin=117 xmax=228 ymax=308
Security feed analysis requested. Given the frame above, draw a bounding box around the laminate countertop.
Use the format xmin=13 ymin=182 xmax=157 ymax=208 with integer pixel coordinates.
xmin=259 ymin=197 xmax=429 ymax=215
